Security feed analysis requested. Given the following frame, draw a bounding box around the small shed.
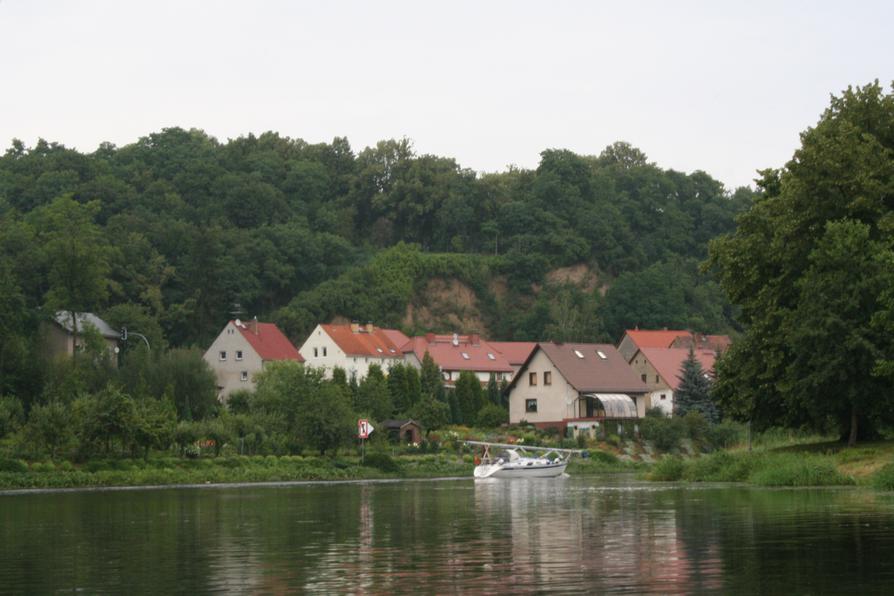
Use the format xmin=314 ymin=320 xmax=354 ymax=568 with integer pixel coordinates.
xmin=382 ymin=419 xmax=423 ymax=444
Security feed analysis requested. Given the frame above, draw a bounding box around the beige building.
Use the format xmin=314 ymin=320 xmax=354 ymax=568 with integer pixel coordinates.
xmin=43 ymin=311 xmax=120 ymax=364
xmin=298 ymin=323 xmax=409 ymax=380
xmin=628 ymin=347 xmax=718 ymax=416
xmin=507 ymin=342 xmax=648 ymax=433
xmin=203 ymin=319 xmax=303 ymax=400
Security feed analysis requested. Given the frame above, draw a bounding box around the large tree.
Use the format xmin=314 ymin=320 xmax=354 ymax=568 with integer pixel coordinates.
xmin=708 ymin=81 xmax=894 ymax=444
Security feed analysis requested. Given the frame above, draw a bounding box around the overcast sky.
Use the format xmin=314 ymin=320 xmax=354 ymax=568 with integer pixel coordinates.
xmin=1 ymin=1 xmax=891 ymax=189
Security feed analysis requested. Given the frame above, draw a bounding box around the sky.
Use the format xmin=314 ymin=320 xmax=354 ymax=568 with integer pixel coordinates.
xmin=1 ymin=0 xmax=891 ymax=190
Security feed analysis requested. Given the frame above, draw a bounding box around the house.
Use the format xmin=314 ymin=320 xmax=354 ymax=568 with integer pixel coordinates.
xmin=617 ymin=329 xmax=731 ymax=362
xmin=298 ymin=322 xmax=409 ymax=380
xmin=488 ymin=341 xmax=537 ymax=382
xmin=628 ymin=347 xmax=717 ymax=416
xmin=43 ymin=311 xmax=120 ymax=364
xmin=203 ymin=319 xmax=303 ymax=400
xmin=402 ymin=333 xmax=514 ymax=385
xmin=381 ymin=419 xmax=423 ymax=444
xmin=507 ymin=342 xmax=648 ymax=433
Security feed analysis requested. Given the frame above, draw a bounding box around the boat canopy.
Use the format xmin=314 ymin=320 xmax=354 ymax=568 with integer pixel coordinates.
xmin=583 ymin=393 xmax=638 ymax=419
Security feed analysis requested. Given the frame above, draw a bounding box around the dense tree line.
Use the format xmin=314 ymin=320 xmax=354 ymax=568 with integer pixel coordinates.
xmin=709 ymin=81 xmax=894 ymax=444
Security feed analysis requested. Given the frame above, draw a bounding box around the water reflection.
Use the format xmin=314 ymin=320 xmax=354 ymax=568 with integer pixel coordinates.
xmin=3 ymin=478 xmax=894 ymax=593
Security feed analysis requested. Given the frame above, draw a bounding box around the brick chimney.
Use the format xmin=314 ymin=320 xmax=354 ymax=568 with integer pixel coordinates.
xmin=350 ymin=321 xmax=360 ymax=333
xmin=249 ymin=316 xmax=259 ymax=335
xmin=425 ymin=332 xmax=435 ymax=343
xmin=470 ymin=333 xmax=480 ymax=345
xmin=365 ymin=322 xmax=375 ymax=334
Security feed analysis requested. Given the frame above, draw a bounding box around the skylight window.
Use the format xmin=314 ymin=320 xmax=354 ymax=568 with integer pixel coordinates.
xmin=573 ymin=350 xmax=584 ymax=359
xmin=487 ymin=353 xmax=496 ymax=360
xmin=376 ymin=347 xmax=383 ymax=353
xmin=461 ymin=352 xmax=471 ymax=360
xmin=596 ymin=350 xmax=607 ymax=360
xmin=389 ymin=348 xmax=396 ymax=353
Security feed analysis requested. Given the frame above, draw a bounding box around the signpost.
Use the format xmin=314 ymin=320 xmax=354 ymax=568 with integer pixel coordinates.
xmin=358 ymin=419 xmax=374 ymax=463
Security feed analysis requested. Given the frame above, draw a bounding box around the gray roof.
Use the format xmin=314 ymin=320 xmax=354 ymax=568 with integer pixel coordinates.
xmin=54 ymin=311 xmax=120 ymax=339
xmin=526 ymin=342 xmax=648 ymax=394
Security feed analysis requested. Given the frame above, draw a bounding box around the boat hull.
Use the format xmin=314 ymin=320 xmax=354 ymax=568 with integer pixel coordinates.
xmin=474 ymin=461 xmax=568 ymax=479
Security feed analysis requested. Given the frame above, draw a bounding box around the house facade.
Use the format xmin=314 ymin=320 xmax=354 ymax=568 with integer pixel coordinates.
xmin=203 ymin=319 xmax=303 ymax=400
xmin=43 ymin=311 xmax=120 ymax=364
xmin=628 ymin=347 xmax=717 ymax=416
xmin=298 ymin=323 xmax=409 ymax=380
xmin=507 ymin=342 xmax=648 ymax=433
xmin=402 ymin=333 xmax=515 ymax=386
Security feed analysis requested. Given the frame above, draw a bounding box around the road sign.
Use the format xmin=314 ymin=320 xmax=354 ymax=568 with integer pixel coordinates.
xmin=358 ymin=419 xmax=374 ymax=439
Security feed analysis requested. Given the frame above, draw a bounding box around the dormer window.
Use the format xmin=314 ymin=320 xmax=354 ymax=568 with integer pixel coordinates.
xmin=219 ymin=351 xmax=227 ymax=361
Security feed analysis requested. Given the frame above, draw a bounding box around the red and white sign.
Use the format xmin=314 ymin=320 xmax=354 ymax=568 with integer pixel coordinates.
xmin=358 ymin=419 xmax=374 ymax=439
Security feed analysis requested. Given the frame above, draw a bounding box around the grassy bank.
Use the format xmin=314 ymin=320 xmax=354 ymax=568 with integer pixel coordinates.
xmin=647 ymin=441 xmax=894 ymax=488
xmin=0 ymin=447 xmax=636 ymax=490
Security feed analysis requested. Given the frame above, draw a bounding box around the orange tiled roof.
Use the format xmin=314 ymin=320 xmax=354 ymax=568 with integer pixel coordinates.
xmin=322 ymin=324 xmax=406 ymax=357
xmin=624 ymin=329 xmax=691 ymax=349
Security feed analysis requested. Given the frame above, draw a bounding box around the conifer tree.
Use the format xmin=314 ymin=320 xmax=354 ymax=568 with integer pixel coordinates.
xmin=674 ymin=348 xmax=718 ymax=423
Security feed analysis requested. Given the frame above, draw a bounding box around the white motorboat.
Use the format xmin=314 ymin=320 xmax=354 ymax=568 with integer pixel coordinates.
xmin=465 ymin=440 xmax=582 ymax=479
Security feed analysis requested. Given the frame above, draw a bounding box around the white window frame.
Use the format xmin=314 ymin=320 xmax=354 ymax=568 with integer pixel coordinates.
xmin=240 ymin=371 xmax=248 ymax=381
xmin=236 ymin=350 xmax=243 ymax=361
xmin=219 ymin=351 xmax=227 ymax=361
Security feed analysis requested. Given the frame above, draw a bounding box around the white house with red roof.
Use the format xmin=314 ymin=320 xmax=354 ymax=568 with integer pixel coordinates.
xmin=402 ymin=333 xmax=515 ymax=386
xmin=298 ymin=322 xmax=410 ymax=380
xmin=203 ymin=319 xmax=304 ymax=400
xmin=628 ymin=347 xmax=717 ymax=415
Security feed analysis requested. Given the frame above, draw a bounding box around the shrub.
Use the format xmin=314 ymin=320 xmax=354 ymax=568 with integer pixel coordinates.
xmin=705 ymin=421 xmax=744 ymax=449
xmin=0 ymin=458 xmax=28 ymax=473
xmin=476 ymin=404 xmax=508 ymax=428
xmin=648 ymin=456 xmax=685 ymax=481
xmin=586 ymin=450 xmax=619 ymax=464
xmin=362 ymin=452 xmax=401 ymax=474
xmin=872 ymin=463 xmax=894 ymax=490
xmin=749 ymin=454 xmax=854 ymax=487
xmin=683 ymin=411 xmax=709 ymax=443
xmin=641 ymin=416 xmax=686 ymax=452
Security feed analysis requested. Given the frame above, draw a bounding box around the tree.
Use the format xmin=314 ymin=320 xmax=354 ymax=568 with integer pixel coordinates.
xmin=409 ymin=397 xmax=450 ymax=433
xmin=130 ymin=397 xmax=177 ymax=458
xmin=23 ymin=401 xmax=76 ymax=459
xmin=454 ymin=371 xmax=485 ymax=426
xmin=419 ymin=351 xmax=444 ymax=403
xmin=297 ymin=382 xmax=354 ymax=455
xmin=31 ymin=196 xmax=111 ymax=361
xmin=388 ymin=362 xmax=421 ymax=414
xmin=674 ymin=348 xmax=718 ymax=423
xmin=74 ymin=385 xmax=137 ymax=455
xmin=355 ymin=364 xmax=393 ymax=421
xmin=708 ymin=81 xmax=894 ymax=444
xmin=0 ymin=395 xmax=25 ymax=439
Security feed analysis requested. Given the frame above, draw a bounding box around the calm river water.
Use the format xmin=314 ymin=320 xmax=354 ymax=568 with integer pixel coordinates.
xmin=3 ymin=476 xmax=894 ymax=594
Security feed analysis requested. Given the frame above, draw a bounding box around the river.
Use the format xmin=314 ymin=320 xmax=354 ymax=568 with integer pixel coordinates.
xmin=2 ymin=475 xmax=894 ymax=593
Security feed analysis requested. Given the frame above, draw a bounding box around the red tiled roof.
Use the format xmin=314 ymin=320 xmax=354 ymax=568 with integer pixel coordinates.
xmin=529 ymin=342 xmax=649 ymax=394
xmin=322 ymin=324 xmax=406 ymax=357
xmin=234 ymin=320 xmax=303 ymax=362
xmin=489 ymin=341 xmax=537 ymax=366
xmin=639 ymin=347 xmax=716 ymax=391
xmin=403 ymin=335 xmax=514 ymax=373
xmin=624 ymin=329 xmax=691 ymax=349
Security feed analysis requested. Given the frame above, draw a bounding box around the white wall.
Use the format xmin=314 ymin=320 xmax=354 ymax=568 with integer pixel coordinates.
xmin=508 ymin=350 xmax=577 ymax=425
xmin=203 ymin=322 xmax=264 ymax=400
xmin=298 ymin=325 xmax=402 ymax=380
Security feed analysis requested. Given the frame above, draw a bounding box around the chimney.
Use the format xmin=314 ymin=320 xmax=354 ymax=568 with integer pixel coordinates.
xmin=249 ymin=316 xmax=259 ymax=335
xmin=365 ymin=322 xmax=374 ymax=334
xmin=350 ymin=321 xmax=360 ymax=333
xmin=470 ymin=333 xmax=480 ymax=346
xmin=425 ymin=332 xmax=435 ymax=343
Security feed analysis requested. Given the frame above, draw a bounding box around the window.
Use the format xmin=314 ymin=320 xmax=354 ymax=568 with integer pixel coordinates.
xmin=323 ymin=347 xmax=327 ymax=357
xmin=655 ymin=375 xmax=660 ymax=383
xmin=219 ymin=351 xmax=227 ymax=361
xmin=544 ymin=371 xmax=552 ymax=386
xmin=487 ymin=353 xmax=496 ymax=360
xmin=240 ymin=371 xmax=248 ymax=382
xmin=314 ymin=348 xmax=318 ymax=357
xmin=660 ymin=394 xmax=667 ymax=400
xmin=641 ymin=374 xmax=647 ymax=383
xmin=442 ymin=371 xmax=451 ymax=381
xmin=573 ymin=350 xmax=584 ymax=359
xmin=236 ymin=350 xmax=243 ymax=361
xmin=376 ymin=348 xmax=383 ymax=354
xmin=525 ymin=399 xmax=538 ymax=413
xmin=529 ymin=372 xmax=537 ymax=386
xmin=461 ymin=352 xmax=470 ymax=360
xmin=596 ymin=350 xmax=607 ymax=360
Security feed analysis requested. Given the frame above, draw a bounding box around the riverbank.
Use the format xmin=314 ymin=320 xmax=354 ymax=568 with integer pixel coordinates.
xmin=647 ymin=440 xmax=894 ymax=489
xmin=0 ymin=449 xmax=638 ymax=490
